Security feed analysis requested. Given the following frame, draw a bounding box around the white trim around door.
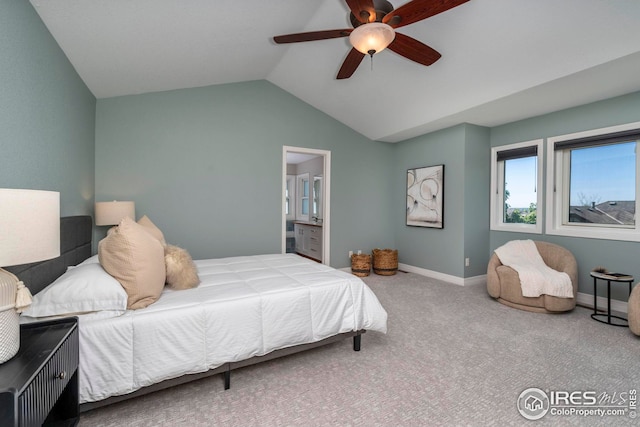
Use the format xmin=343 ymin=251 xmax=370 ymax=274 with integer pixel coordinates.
xmin=282 ymin=146 xmax=331 ymax=265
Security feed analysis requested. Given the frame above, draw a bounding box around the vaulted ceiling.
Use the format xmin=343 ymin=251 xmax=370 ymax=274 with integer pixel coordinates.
xmin=30 ymin=0 xmax=640 ymax=142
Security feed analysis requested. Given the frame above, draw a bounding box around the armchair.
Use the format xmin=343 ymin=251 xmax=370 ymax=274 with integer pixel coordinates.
xmin=487 ymin=241 xmax=578 ymax=313
xmin=628 ymin=286 xmax=640 ymax=335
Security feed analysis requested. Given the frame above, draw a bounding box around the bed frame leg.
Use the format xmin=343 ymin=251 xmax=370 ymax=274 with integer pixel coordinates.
xmin=353 ymin=333 xmax=361 ymax=351
xmin=224 ymin=368 xmax=231 ymax=390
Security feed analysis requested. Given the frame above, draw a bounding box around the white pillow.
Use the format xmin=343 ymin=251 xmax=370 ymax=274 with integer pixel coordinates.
xmin=21 ymin=263 xmax=128 ymax=318
xmin=69 ymin=254 xmax=100 ymax=269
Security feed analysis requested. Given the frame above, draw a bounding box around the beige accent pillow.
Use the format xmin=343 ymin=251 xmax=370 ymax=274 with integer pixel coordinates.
xmin=137 ymin=215 xmax=166 ymax=246
xmin=165 ymin=244 xmax=200 ymax=290
xmin=98 ymin=217 xmax=166 ymax=309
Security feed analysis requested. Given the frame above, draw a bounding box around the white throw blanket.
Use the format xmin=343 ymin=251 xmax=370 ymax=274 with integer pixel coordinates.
xmin=494 ymin=240 xmax=573 ymax=298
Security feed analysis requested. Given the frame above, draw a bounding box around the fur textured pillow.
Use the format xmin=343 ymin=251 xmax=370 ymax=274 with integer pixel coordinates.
xmin=165 ymin=244 xmax=200 ymax=290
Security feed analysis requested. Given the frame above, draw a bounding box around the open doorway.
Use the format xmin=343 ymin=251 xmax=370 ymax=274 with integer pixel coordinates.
xmin=282 ymin=146 xmax=331 ymax=265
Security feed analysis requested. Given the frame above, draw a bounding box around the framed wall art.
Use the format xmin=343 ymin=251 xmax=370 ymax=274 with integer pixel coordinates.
xmin=406 ymin=164 xmax=444 ymax=228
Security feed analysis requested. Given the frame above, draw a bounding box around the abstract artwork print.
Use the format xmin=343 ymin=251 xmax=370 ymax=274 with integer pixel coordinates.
xmin=406 ymin=165 xmax=444 ymax=228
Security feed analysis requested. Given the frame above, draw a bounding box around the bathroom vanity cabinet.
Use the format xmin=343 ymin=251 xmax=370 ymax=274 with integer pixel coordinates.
xmin=294 ymin=222 xmax=323 ymax=262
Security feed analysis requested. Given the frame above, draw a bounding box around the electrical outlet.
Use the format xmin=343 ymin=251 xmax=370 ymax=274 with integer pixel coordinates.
xmin=349 ymin=251 xmax=353 ymax=258
xmin=357 ymin=250 xmax=362 ymax=255
xmin=465 ymin=257 xmax=470 ymax=267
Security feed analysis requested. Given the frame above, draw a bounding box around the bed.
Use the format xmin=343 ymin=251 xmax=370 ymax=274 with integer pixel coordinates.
xmin=12 ymin=216 xmax=388 ymax=411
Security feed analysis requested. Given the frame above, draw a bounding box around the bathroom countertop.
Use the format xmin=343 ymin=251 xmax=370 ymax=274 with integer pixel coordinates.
xmin=294 ymin=221 xmax=323 ymax=227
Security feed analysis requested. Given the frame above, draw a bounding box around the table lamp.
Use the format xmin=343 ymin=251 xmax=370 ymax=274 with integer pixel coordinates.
xmin=95 ymin=200 xmax=135 ymax=226
xmin=0 ymin=189 xmax=60 ymax=363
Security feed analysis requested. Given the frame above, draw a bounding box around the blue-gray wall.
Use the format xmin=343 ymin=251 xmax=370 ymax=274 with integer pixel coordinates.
xmin=5 ymin=0 xmax=640 ymax=297
xmin=0 ymin=0 xmax=95 ymax=215
xmin=393 ymin=124 xmax=491 ymax=279
xmin=490 ymin=91 xmax=640 ymax=300
xmin=464 ymin=125 xmax=491 ymax=277
xmin=95 ymin=81 xmax=395 ymax=266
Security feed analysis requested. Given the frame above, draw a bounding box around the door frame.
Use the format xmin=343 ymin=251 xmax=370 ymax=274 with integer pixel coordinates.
xmin=282 ymin=146 xmax=331 ymax=265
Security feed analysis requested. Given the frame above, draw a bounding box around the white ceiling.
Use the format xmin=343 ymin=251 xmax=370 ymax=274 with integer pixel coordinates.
xmin=287 ymin=152 xmax=319 ymax=165
xmin=30 ymin=0 xmax=640 ymax=142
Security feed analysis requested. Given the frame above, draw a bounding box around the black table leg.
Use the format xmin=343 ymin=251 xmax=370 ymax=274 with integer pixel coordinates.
xmin=607 ymin=280 xmax=611 ymax=324
xmin=593 ymin=276 xmax=598 ymax=315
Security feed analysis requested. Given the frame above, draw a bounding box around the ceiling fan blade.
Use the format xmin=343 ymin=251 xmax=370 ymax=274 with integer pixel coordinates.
xmin=383 ymin=0 xmax=470 ymax=28
xmin=345 ymin=0 xmax=376 ymax=23
xmin=387 ymin=32 xmax=441 ymax=66
xmin=274 ymin=29 xmax=352 ymax=44
xmin=337 ymin=48 xmax=366 ymax=79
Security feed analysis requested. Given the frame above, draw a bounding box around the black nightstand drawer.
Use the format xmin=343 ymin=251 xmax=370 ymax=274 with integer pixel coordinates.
xmin=19 ymin=326 xmax=78 ymax=426
xmin=0 ymin=317 xmax=79 ymax=427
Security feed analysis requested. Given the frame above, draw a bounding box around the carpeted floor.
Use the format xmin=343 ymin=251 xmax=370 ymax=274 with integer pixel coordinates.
xmin=79 ymin=272 xmax=640 ymax=426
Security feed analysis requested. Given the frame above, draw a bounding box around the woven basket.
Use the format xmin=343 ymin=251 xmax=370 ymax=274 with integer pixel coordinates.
xmin=0 ymin=272 xmax=19 ymax=364
xmin=372 ymin=249 xmax=398 ymax=276
xmin=351 ymin=254 xmax=372 ymax=277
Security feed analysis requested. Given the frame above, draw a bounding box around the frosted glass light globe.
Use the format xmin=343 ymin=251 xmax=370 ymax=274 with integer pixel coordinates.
xmin=349 ymin=23 xmax=396 ymax=55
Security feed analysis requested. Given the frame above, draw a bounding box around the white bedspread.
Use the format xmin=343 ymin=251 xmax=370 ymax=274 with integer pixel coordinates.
xmin=77 ymin=254 xmax=387 ymax=404
xmin=494 ymin=240 xmax=573 ymax=298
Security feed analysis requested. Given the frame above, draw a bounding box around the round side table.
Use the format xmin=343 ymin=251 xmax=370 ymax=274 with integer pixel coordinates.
xmin=589 ymin=271 xmax=634 ymax=327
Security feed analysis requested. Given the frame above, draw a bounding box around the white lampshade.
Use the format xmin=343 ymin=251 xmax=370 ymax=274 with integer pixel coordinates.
xmin=0 ymin=189 xmax=60 ymax=267
xmin=95 ymin=201 xmax=135 ymax=226
xmin=349 ymin=23 xmax=396 ymax=55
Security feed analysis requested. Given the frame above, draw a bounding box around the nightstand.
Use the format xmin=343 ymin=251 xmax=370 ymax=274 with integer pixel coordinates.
xmin=0 ymin=317 xmax=79 ymax=426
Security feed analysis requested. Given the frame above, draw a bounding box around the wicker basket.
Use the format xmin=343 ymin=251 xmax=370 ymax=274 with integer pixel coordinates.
xmin=351 ymin=254 xmax=372 ymax=277
xmin=0 ymin=272 xmax=19 ymax=364
xmin=372 ymin=248 xmax=398 ymax=276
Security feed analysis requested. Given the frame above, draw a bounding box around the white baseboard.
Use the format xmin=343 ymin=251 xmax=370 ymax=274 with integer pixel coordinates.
xmin=341 ymin=263 xmax=484 ymax=286
xmin=347 ymin=263 xmax=628 ymax=313
xmin=398 ymin=263 xmax=486 ymax=287
xmin=577 ymin=291 xmax=628 ymax=314
xmin=464 ymin=275 xmax=489 ymax=287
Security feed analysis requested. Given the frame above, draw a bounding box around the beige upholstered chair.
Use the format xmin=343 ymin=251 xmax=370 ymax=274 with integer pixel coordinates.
xmin=487 ymin=241 xmax=578 ymax=313
xmin=628 ymin=287 xmax=640 ymax=335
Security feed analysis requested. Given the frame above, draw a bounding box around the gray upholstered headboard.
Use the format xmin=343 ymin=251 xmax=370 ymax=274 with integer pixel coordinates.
xmin=6 ymin=215 xmax=92 ymax=295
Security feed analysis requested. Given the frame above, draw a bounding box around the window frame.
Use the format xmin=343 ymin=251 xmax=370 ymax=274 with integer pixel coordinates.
xmin=296 ymin=172 xmax=310 ymax=222
xmin=490 ymin=139 xmax=544 ymax=234
xmin=545 ymin=121 xmax=640 ymax=242
xmin=285 ymin=174 xmax=296 ymax=220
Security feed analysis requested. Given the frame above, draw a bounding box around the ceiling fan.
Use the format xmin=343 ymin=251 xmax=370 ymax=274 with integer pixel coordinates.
xmin=273 ymin=0 xmax=470 ymax=79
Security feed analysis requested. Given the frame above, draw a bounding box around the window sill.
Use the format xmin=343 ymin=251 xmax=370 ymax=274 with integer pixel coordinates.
xmin=490 ymin=223 xmax=542 ymax=234
xmin=546 ymin=225 xmax=640 ymax=242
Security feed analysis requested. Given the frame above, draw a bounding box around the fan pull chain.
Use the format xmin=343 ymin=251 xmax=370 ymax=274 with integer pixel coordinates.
xmin=368 ymin=49 xmax=375 ymax=72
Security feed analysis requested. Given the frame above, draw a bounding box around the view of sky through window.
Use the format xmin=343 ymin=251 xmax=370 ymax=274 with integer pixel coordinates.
xmin=569 ymin=142 xmax=635 ymax=206
xmin=504 ymin=156 xmax=537 ymax=209
xmin=504 ymin=142 xmax=636 ymax=209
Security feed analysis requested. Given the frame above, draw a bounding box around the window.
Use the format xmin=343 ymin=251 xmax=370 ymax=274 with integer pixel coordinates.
xmin=312 ymin=175 xmax=322 ymax=219
xmin=490 ymin=139 xmax=543 ymax=233
xmin=546 ymin=122 xmax=640 ymax=241
xmin=296 ymin=173 xmax=310 ymax=221
xmin=285 ymin=175 xmax=295 ymax=219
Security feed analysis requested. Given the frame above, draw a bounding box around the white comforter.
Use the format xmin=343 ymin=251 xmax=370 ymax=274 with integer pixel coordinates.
xmin=77 ymin=254 xmax=387 ymax=404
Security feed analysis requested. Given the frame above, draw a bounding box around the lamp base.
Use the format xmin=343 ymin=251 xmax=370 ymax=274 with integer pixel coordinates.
xmin=0 ymin=268 xmax=20 ymax=364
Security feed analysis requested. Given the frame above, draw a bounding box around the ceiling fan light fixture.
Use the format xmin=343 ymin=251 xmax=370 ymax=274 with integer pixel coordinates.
xmin=349 ymin=23 xmax=395 ymax=56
